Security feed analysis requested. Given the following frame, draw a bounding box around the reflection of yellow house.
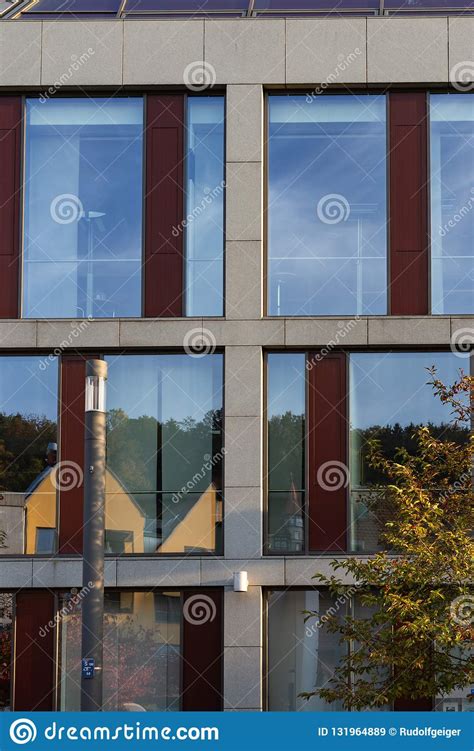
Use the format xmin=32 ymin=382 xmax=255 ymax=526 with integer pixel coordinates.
xmin=24 ymin=468 xmax=222 ymax=554
xmin=159 ymin=486 xmax=222 ymax=554
xmin=24 ymin=470 xmax=57 ymax=554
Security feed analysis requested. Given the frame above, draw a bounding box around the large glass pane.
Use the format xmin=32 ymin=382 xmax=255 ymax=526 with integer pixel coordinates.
xmin=23 ymin=98 xmax=143 ymax=318
xmin=0 ymin=356 xmax=58 ymax=555
xmin=60 ymin=591 xmax=181 ymax=711
xmin=0 ymin=594 xmax=13 ymax=710
xmin=105 ymin=354 xmax=223 ymax=554
xmin=267 ymin=589 xmax=346 ymax=710
xmin=267 ymin=353 xmax=305 ymax=552
xmin=185 ymin=98 xmax=225 ymax=316
xmin=268 ymin=95 xmax=387 ymax=316
xmin=430 ymin=95 xmax=474 ymax=314
xmin=349 ymin=352 xmax=470 ymax=552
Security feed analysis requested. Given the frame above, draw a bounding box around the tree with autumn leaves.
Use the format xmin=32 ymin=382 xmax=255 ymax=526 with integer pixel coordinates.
xmin=304 ymin=368 xmax=474 ymax=710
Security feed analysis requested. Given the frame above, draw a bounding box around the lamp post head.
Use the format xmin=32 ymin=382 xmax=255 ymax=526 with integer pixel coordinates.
xmin=85 ymin=360 xmax=108 ymax=413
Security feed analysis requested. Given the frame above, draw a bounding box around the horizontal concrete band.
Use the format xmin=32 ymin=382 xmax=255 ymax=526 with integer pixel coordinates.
xmin=0 ymin=17 xmax=471 ymax=87
xmin=0 ymin=556 xmax=361 ymax=589
xmin=0 ymin=316 xmax=469 ymax=349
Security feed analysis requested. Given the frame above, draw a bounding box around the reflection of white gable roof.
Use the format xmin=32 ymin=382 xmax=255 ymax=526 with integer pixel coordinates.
xmin=24 ymin=465 xmax=53 ymax=499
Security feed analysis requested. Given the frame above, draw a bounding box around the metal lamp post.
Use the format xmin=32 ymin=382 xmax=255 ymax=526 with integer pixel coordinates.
xmin=80 ymin=359 xmax=107 ymax=711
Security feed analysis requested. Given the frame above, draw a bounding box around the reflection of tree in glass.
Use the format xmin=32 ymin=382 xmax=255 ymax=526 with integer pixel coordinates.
xmin=63 ymin=609 xmax=179 ymax=711
xmin=106 ymin=408 xmax=223 ymax=492
xmin=351 ymin=422 xmax=470 ymax=486
xmin=0 ymin=413 xmax=56 ymax=492
xmin=268 ymin=412 xmax=305 ymax=489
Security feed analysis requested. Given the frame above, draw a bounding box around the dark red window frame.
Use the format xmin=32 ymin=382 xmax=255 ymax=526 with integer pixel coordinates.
xmin=0 ymin=97 xmax=21 ymax=318
xmin=59 ymin=354 xmax=99 ymax=554
xmin=388 ymin=92 xmax=429 ymax=315
xmin=307 ymin=352 xmax=348 ymax=552
xmin=14 ymin=590 xmax=56 ymax=711
xmin=144 ymin=94 xmax=185 ymax=317
xmin=11 ymin=588 xmax=223 ymax=711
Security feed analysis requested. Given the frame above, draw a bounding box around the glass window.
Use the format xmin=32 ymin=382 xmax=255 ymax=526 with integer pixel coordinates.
xmin=268 ymin=94 xmax=387 ymax=316
xmin=430 ymin=95 xmax=474 ymax=314
xmin=0 ymin=356 xmax=58 ymax=555
xmin=349 ymin=352 xmax=470 ymax=552
xmin=60 ymin=591 xmax=181 ymax=711
xmin=185 ymin=98 xmax=225 ymax=316
xmin=267 ymin=353 xmax=305 ymax=552
xmin=23 ymin=98 xmax=144 ymax=318
xmin=0 ymin=593 xmax=13 ymax=710
xmin=267 ymin=589 xmax=346 ymax=711
xmin=105 ymin=353 xmax=223 ymax=554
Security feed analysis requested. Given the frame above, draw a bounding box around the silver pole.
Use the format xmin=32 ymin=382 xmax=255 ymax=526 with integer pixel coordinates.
xmin=80 ymin=359 xmax=107 ymax=711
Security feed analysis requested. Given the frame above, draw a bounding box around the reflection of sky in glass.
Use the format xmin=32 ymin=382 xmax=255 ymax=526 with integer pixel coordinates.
xmin=0 ymin=356 xmax=58 ymax=420
xmin=267 ymin=353 xmax=305 ymax=418
xmin=23 ymin=98 xmax=143 ymax=318
xmin=430 ymin=94 xmax=474 ymax=314
xmin=105 ymin=354 xmax=223 ymax=423
xmin=185 ymin=98 xmax=225 ymax=316
xmin=268 ymin=94 xmax=387 ymax=316
xmin=350 ymin=352 xmax=468 ymax=429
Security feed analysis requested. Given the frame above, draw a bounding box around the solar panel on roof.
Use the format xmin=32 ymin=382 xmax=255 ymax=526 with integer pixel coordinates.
xmin=384 ymin=0 xmax=473 ymax=6
xmin=254 ymin=0 xmax=378 ymax=8
xmin=125 ymin=0 xmax=248 ymax=10
xmin=23 ymin=0 xmax=121 ymax=12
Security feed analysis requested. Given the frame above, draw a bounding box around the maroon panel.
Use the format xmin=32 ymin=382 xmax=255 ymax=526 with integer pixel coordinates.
xmin=308 ymin=352 xmax=347 ymax=552
xmin=389 ymin=93 xmax=428 ymax=315
xmin=182 ymin=590 xmax=223 ymax=710
xmin=14 ymin=591 xmax=55 ymax=711
xmin=0 ymin=97 xmax=21 ymax=318
xmin=144 ymin=95 xmax=184 ymax=317
xmin=59 ymin=356 xmax=94 ymax=554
